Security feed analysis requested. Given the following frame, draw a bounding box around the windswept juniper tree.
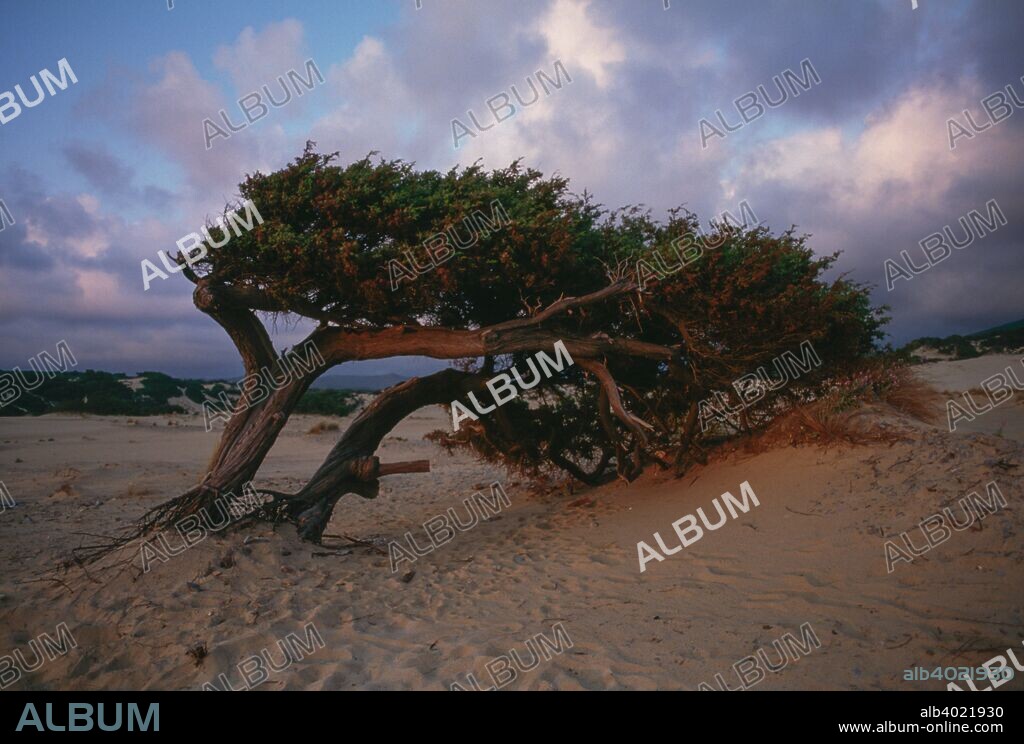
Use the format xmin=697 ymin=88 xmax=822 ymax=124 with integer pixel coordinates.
xmin=82 ymin=145 xmax=884 ymax=560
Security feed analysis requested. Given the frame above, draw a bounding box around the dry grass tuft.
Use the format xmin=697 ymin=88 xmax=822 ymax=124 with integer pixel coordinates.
xmin=307 ymin=421 xmax=340 ymax=435
xmin=743 ymin=360 xmax=935 ymax=451
xmin=880 ymin=367 xmax=943 ymax=422
xmin=752 ymin=403 xmax=895 ymax=450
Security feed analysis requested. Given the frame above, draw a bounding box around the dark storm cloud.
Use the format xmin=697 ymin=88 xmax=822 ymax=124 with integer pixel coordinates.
xmin=63 ymin=141 xmax=177 ymax=208
xmin=63 ymin=142 xmax=135 ymax=196
xmin=598 ymin=0 xmax=923 ymax=119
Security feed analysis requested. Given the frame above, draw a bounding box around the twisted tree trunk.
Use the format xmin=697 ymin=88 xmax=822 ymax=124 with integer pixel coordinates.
xmin=75 ymin=278 xmax=674 ymax=563
xmin=262 ymin=368 xmax=482 ymax=542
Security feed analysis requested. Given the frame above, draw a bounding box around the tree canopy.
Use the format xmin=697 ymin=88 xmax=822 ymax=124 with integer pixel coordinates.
xmin=87 ymin=143 xmax=886 ymax=557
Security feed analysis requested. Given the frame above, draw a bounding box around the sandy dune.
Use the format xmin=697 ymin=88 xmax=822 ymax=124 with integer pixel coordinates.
xmin=915 ymin=353 xmax=1024 ymax=441
xmin=0 ymin=358 xmax=1021 ymax=690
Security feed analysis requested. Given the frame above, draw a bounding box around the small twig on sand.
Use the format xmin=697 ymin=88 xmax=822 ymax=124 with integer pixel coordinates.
xmin=323 ymin=533 xmax=386 ymax=555
xmin=884 ymin=634 xmax=914 ymax=650
xmin=341 ymin=613 xmax=377 ymax=625
xmin=17 ymin=576 xmax=76 ymax=594
xmin=785 ymin=506 xmax=822 ymax=517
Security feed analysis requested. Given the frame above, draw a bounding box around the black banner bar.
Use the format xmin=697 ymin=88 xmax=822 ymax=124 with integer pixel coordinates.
xmin=0 ymin=691 xmax=1015 ymax=738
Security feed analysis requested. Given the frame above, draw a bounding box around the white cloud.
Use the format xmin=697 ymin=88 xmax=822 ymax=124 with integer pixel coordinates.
xmin=537 ymin=0 xmax=625 ymax=89
xmin=732 ymin=80 xmax=1021 ymax=217
xmin=213 ymin=19 xmax=308 ymax=96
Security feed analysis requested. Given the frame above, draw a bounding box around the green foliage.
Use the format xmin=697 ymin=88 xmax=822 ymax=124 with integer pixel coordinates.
xmin=294 ymin=389 xmax=361 ymax=417
xmin=905 ymin=335 xmax=980 ymax=360
xmin=187 ymin=143 xmax=612 ymax=329
xmin=428 ymin=207 xmax=887 ymax=476
xmin=0 ymin=368 xmax=362 ymax=419
xmin=0 ymin=370 xmax=187 ymax=416
xmin=901 ymin=318 xmax=1024 ymax=361
xmin=138 ymin=371 xmax=211 ymax=404
xmin=185 ymin=145 xmax=888 ymax=479
xmin=971 ymin=323 xmax=1024 ymax=354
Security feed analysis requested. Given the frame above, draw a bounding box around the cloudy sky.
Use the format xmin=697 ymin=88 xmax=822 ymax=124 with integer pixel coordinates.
xmin=0 ymin=0 xmax=1021 ymax=378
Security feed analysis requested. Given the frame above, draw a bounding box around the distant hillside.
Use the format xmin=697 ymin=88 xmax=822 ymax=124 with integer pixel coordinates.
xmin=0 ymin=370 xmax=360 ymax=418
xmin=313 ymin=373 xmax=407 ymax=391
xmin=970 ymin=318 xmax=1024 ymax=337
xmin=903 ymin=318 xmax=1024 ymax=362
